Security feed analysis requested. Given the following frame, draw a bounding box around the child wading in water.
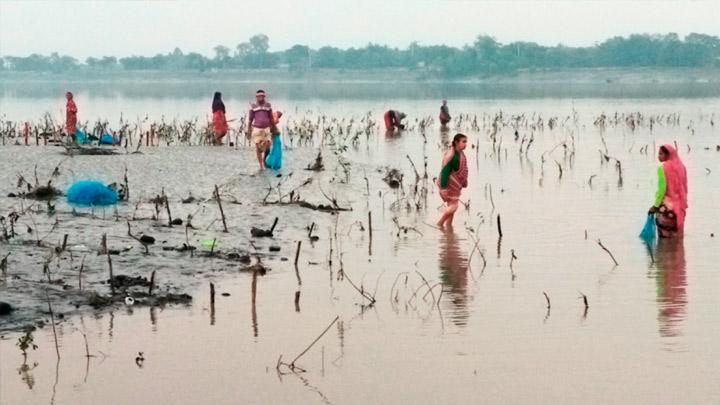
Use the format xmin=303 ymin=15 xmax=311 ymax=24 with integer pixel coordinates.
xmin=436 ymin=133 xmax=469 ymax=227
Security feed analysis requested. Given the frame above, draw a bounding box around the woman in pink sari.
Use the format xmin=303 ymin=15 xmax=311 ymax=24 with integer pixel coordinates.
xmin=436 ymin=133 xmax=468 ymax=227
xmin=649 ymin=144 xmax=688 ymax=238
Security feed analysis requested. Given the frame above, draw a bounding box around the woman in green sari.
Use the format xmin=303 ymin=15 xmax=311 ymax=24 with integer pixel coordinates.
xmin=436 ymin=134 xmax=469 ymax=227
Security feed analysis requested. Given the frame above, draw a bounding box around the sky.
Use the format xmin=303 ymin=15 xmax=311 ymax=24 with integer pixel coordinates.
xmin=1 ymin=0 xmax=719 ymax=59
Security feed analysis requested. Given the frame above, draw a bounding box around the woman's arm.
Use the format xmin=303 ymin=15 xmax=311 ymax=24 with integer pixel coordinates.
xmin=654 ymin=165 xmax=666 ymax=207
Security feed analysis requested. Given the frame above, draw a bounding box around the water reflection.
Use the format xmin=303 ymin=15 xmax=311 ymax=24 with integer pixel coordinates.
xmin=438 ymin=229 xmax=470 ymax=326
xmin=251 ymin=270 xmax=259 ymax=338
xmin=653 ymin=238 xmax=687 ymax=338
xmin=17 ymin=359 xmax=38 ymax=390
xmin=439 ymin=127 xmax=450 ymax=147
xmin=3 ymin=80 xmax=717 ymax=100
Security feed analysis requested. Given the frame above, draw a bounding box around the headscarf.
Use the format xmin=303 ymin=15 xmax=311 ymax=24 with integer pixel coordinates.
xmin=661 ymin=144 xmax=688 ymax=234
xmin=212 ymin=92 xmax=225 ymax=113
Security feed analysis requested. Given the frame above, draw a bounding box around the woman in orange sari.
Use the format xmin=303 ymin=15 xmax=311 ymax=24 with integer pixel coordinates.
xmin=436 ymin=133 xmax=469 ymax=227
xmin=212 ymin=92 xmax=228 ymax=145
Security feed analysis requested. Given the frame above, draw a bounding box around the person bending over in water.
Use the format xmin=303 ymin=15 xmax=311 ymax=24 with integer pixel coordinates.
xmin=649 ymin=144 xmax=688 ymax=238
xmin=436 ymin=133 xmax=468 ymax=228
xmin=65 ymin=92 xmax=78 ymax=141
xmin=383 ymin=109 xmax=406 ymax=131
xmin=246 ymin=89 xmax=277 ymax=170
xmin=439 ymin=100 xmax=451 ymax=127
xmin=211 ymin=92 xmax=229 ymax=145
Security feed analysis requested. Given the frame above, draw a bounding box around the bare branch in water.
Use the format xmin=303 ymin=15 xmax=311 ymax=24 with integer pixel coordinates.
xmin=597 ymin=239 xmax=619 ymax=266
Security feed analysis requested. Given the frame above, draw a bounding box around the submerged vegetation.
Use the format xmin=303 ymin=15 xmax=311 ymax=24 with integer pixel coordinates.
xmin=2 ymin=32 xmax=719 ymax=77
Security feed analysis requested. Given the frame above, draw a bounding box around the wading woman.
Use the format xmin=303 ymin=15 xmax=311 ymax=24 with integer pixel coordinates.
xmin=436 ymin=133 xmax=469 ymax=228
xmin=439 ymin=100 xmax=451 ymax=127
xmin=649 ymin=144 xmax=688 ymax=238
xmin=211 ymin=92 xmax=229 ymax=145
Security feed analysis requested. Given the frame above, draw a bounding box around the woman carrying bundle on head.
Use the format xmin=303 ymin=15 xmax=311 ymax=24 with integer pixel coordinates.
xmin=649 ymin=144 xmax=688 ymax=238
xmin=212 ymin=92 xmax=229 ymax=145
xmin=436 ymin=133 xmax=469 ymax=228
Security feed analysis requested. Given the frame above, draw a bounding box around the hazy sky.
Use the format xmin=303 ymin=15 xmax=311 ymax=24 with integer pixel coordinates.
xmin=1 ymin=0 xmax=719 ymax=59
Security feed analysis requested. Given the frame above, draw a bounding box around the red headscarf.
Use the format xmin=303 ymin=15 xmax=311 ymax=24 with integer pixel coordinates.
xmin=661 ymin=144 xmax=688 ymax=234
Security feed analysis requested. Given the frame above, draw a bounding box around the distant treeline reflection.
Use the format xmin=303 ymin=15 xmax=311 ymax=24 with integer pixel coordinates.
xmin=2 ymin=33 xmax=719 ymax=77
xmin=2 ymin=80 xmax=718 ymax=100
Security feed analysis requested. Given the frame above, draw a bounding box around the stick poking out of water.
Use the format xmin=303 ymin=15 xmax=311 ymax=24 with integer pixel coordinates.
xmin=294 ymin=240 xmax=302 ymax=267
xmin=45 ymin=288 xmax=61 ymax=359
xmin=78 ymin=255 xmax=85 ymax=290
xmin=214 ymin=184 xmax=228 ymax=233
xmin=368 ymin=211 xmax=373 ymax=240
xmin=543 ymin=292 xmax=551 ymax=309
xmin=277 ymin=315 xmax=340 ymax=373
xmin=107 ymin=252 xmax=115 ymax=295
xmin=596 ymin=239 xmax=619 ymax=266
xmin=161 ymin=189 xmax=173 ymax=227
xmin=497 ymin=214 xmax=503 ymax=238
xmin=209 ymin=282 xmax=215 ymax=326
xmin=148 ymin=270 xmax=156 ymax=296
xmin=579 ymin=291 xmax=589 ymax=309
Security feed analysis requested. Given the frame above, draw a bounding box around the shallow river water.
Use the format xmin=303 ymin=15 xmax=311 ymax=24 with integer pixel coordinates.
xmin=1 ymin=87 xmax=719 ymax=404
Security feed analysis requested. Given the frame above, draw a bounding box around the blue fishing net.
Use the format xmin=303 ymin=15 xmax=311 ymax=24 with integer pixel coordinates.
xmin=265 ymin=134 xmax=282 ymax=170
xmin=639 ymin=214 xmax=656 ymax=243
xmin=99 ymin=134 xmax=114 ymax=145
xmin=66 ymin=180 xmax=118 ymax=206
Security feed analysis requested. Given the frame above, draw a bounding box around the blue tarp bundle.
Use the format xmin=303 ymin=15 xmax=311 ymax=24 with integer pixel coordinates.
xmin=75 ymin=129 xmax=88 ymax=144
xmin=639 ymin=214 xmax=656 ymax=243
xmin=66 ymin=180 xmax=118 ymax=206
xmin=265 ymin=134 xmax=282 ymax=170
xmin=99 ymin=134 xmax=114 ymax=145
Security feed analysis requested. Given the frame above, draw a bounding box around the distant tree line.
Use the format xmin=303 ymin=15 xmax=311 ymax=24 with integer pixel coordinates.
xmin=2 ymin=33 xmax=719 ymax=77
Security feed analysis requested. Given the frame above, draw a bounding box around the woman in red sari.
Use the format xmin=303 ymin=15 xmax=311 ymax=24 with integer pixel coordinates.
xmin=649 ymin=144 xmax=688 ymax=238
xmin=65 ymin=92 xmax=77 ymax=138
xmin=212 ymin=92 xmax=228 ymax=145
xmin=436 ymin=133 xmax=469 ymax=227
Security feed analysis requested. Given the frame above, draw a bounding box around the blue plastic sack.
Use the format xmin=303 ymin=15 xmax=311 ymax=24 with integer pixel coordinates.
xmin=66 ymin=180 xmax=118 ymax=206
xmin=639 ymin=214 xmax=656 ymax=243
xmin=265 ymin=134 xmax=282 ymax=170
xmin=99 ymin=133 xmax=114 ymax=145
xmin=75 ymin=129 xmax=87 ymax=144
